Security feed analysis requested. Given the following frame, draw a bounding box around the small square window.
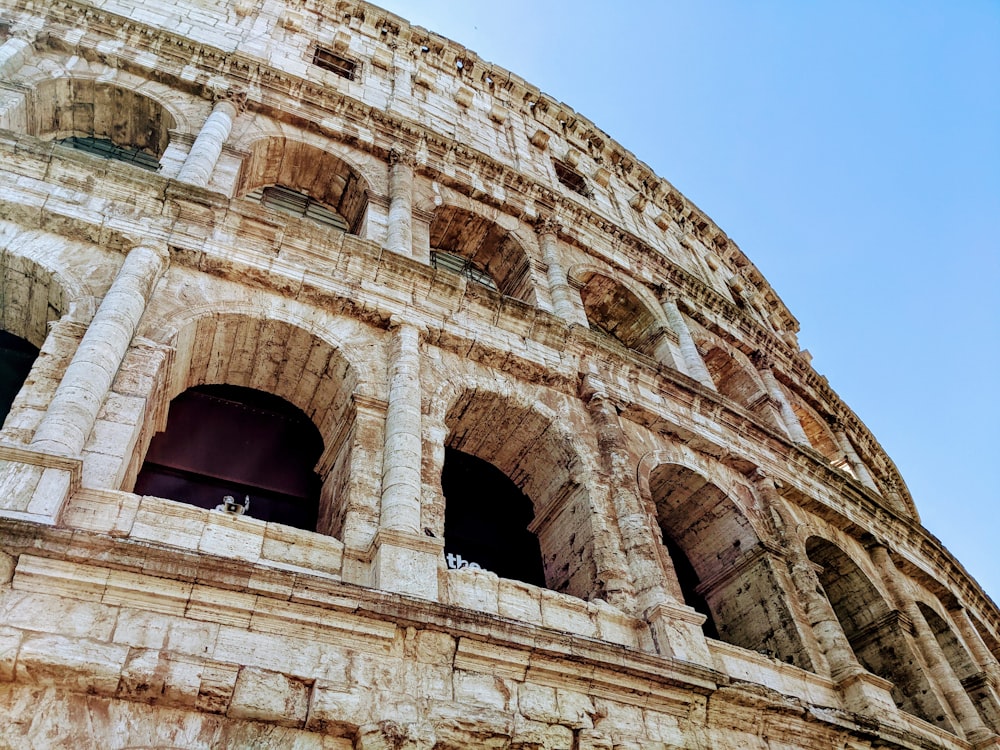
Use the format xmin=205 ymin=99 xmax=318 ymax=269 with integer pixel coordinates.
xmin=313 ymin=47 xmax=358 ymax=80
xmin=553 ymin=160 xmax=590 ymax=197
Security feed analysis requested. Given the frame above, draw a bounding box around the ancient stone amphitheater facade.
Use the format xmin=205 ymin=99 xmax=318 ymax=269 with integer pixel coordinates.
xmin=0 ymin=0 xmax=997 ymax=747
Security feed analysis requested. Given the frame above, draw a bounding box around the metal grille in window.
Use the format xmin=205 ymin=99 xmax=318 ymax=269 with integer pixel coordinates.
xmin=58 ymin=137 xmax=160 ymax=171
xmin=245 ymin=185 xmax=349 ymax=232
xmin=553 ymin=160 xmax=590 ymax=197
xmin=313 ymin=47 xmax=358 ymax=80
xmin=431 ymin=250 xmax=498 ymax=291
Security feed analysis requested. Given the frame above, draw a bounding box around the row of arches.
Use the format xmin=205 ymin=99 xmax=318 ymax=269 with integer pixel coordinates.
xmin=0 ymin=57 xmax=882 ymax=489
xmin=0 ymin=239 xmax=996 ymax=737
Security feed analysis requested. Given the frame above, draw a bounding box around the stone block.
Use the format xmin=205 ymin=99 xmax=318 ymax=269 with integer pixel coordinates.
xmin=0 ymin=590 xmax=117 ymax=640
xmin=307 ymin=683 xmax=373 ymax=735
xmin=132 ymin=496 xmax=205 ymax=549
xmin=113 ymin=607 xmax=219 ymax=655
xmin=540 ymin=590 xmax=598 ymax=638
xmin=0 ymin=626 xmax=22 ymax=681
xmin=118 ymin=648 xmax=202 ymax=706
xmin=498 ymin=578 xmax=542 ymax=623
xmin=199 ymin=511 xmax=266 ymax=561
xmin=229 ymin=666 xmax=310 ymax=727
xmin=16 ymin=633 xmax=128 ymax=695
xmin=453 ymin=669 xmax=512 ymax=710
xmin=262 ymin=522 xmax=343 ymax=575
xmin=443 ymin=567 xmax=499 ymax=614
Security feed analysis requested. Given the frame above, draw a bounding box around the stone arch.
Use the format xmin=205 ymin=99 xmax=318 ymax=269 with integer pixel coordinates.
xmin=0 ymin=226 xmax=95 ymax=442
xmin=425 ymin=376 xmax=602 ymax=599
xmin=570 ymin=265 xmax=668 ymax=358
xmin=643 ymin=452 xmax=814 ymax=668
xmin=236 ymin=136 xmax=370 ymax=234
xmin=132 ymin=308 xmax=368 ymax=537
xmin=805 ymin=536 xmax=954 ymax=730
xmin=428 ymin=204 xmax=535 ymax=302
xmin=781 ymin=384 xmax=842 ymax=463
xmin=917 ymin=602 xmax=1000 ymax=731
xmin=32 ymin=77 xmax=181 ymax=162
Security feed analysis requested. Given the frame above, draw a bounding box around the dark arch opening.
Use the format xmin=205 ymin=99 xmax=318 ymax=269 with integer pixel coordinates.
xmin=442 ymin=447 xmax=545 ymax=587
xmin=0 ymin=331 xmax=39 ymax=426
xmin=134 ymin=384 xmax=323 ymax=530
xmin=806 ymin=537 xmax=953 ymax=729
xmin=660 ymin=532 xmax=719 ymax=639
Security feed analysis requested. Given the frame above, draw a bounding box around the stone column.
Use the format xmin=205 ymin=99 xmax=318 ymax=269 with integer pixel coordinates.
xmin=660 ymin=295 xmax=714 ymax=389
xmin=951 ymin=605 xmax=1000 ymax=686
xmin=0 ymin=37 xmax=31 ymax=77
xmin=31 ymin=242 xmax=169 ymax=457
xmin=869 ymin=542 xmax=994 ymax=742
xmin=582 ymin=374 xmax=712 ymax=666
xmin=372 ymin=318 xmax=441 ymax=599
xmin=752 ymin=352 xmax=810 ymax=446
xmin=536 ymin=218 xmax=588 ymax=326
xmin=754 ymin=474 xmax=898 ymax=714
xmin=381 ymin=319 xmax=422 ymax=533
xmin=829 ymin=418 xmax=879 ymax=492
xmin=385 ymin=147 xmax=415 ymax=257
xmin=176 ymin=96 xmax=241 ymax=188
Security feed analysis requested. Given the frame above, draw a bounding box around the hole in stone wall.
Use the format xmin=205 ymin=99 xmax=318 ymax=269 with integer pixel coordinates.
xmin=0 ymin=331 xmax=38 ymax=427
xmin=553 ymin=160 xmax=589 ymax=196
xmin=442 ymin=447 xmax=545 ymax=587
xmin=312 ymin=47 xmax=358 ymax=80
xmin=135 ymin=384 xmax=323 ymax=530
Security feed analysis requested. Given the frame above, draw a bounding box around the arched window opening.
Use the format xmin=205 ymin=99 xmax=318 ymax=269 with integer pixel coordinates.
xmin=806 ymin=537 xmax=954 ymax=730
xmin=57 ymin=136 xmax=160 ymax=171
xmin=651 ymin=463 xmax=814 ymax=669
xmin=245 ymin=185 xmax=350 ymax=232
xmin=439 ymin=389 xmax=598 ymax=599
xmin=428 ymin=206 xmax=533 ymax=302
xmin=578 ymin=273 xmax=662 ymax=357
xmin=134 ymin=384 xmax=323 ymax=530
xmin=442 ymin=447 xmax=544 ymax=586
xmin=238 ymin=139 xmax=369 ymax=235
xmin=430 ymin=250 xmax=498 ymax=291
xmin=918 ymin=603 xmax=1000 ymax=731
xmin=0 ymin=331 xmax=39 ymax=427
xmin=35 ymin=82 xmax=175 ymax=165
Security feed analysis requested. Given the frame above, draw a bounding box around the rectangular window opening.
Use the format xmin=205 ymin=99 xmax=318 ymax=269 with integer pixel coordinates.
xmin=553 ymin=160 xmax=590 ymax=197
xmin=313 ymin=47 xmax=358 ymax=80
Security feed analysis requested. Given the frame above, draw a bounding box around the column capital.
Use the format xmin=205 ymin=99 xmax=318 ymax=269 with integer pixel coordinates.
xmin=387 ymin=315 xmax=425 ymax=335
xmin=534 ymin=215 xmax=562 ymax=237
xmin=214 ymin=88 xmax=247 ymax=114
xmin=388 ymin=145 xmax=416 ymax=167
xmin=750 ymin=349 xmax=775 ymax=370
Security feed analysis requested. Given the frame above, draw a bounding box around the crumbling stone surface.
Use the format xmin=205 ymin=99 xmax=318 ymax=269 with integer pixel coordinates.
xmin=0 ymin=0 xmax=997 ymax=748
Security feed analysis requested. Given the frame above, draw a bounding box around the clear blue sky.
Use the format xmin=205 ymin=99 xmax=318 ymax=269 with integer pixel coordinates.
xmin=380 ymin=1 xmax=1000 ymax=603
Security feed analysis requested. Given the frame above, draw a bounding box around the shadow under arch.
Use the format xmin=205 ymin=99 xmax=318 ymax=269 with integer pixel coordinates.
xmin=33 ymin=79 xmax=178 ymax=164
xmin=237 ymin=137 xmax=369 ymax=234
xmin=805 ymin=536 xmax=955 ymax=730
xmin=570 ymin=266 xmax=667 ymax=357
xmin=648 ymin=459 xmax=816 ymax=669
xmin=133 ymin=309 xmax=365 ymax=536
xmin=428 ymin=204 xmax=536 ymax=302
xmin=427 ymin=379 xmax=601 ymax=599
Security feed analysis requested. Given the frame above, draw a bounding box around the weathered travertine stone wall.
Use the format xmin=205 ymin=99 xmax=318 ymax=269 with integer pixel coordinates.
xmin=0 ymin=0 xmax=998 ymax=747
